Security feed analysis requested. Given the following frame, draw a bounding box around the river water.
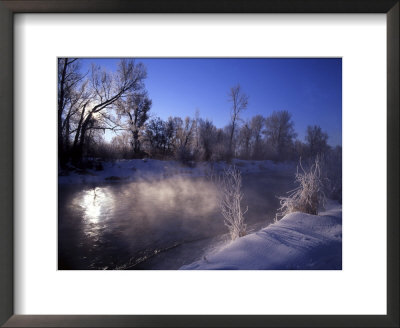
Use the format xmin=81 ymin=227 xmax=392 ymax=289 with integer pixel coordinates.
xmin=58 ymin=171 xmax=294 ymax=270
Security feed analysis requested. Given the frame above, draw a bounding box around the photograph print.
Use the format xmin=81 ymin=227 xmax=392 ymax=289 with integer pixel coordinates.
xmin=58 ymin=58 xmax=342 ymax=270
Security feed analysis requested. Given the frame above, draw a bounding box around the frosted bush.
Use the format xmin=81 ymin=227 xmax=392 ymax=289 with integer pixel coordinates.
xmin=276 ymin=157 xmax=325 ymax=222
xmin=219 ymin=165 xmax=248 ymax=240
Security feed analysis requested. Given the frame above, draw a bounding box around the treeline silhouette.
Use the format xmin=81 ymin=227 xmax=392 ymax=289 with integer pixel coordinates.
xmin=58 ymin=58 xmax=340 ymax=165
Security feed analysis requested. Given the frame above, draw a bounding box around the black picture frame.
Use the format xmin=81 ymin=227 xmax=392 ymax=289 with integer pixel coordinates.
xmin=0 ymin=1 xmax=398 ymax=327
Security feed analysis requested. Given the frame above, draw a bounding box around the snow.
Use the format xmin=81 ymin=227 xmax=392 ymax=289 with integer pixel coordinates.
xmin=180 ymin=200 xmax=342 ymax=270
xmin=58 ymin=158 xmax=296 ymax=184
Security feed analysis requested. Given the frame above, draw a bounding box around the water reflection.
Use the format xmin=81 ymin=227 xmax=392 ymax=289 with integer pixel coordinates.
xmin=82 ymin=187 xmax=106 ymax=222
xmin=70 ymin=186 xmax=115 ymax=245
xmin=74 ymin=187 xmax=114 ymax=223
xmin=61 ymin=177 xmax=223 ymax=269
xmin=59 ymin=174 xmax=290 ymax=269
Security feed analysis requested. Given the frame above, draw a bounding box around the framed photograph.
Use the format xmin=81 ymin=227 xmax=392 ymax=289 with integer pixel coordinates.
xmin=0 ymin=1 xmax=398 ymax=327
xmin=57 ymin=57 xmax=343 ymax=271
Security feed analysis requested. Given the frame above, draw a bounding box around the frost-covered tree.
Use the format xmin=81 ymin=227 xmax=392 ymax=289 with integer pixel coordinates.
xmin=144 ymin=117 xmax=167 ymax=157
xmin=117 ymin=91 xmax=152 ymax=157
xmin=110 ymin=132 xmax=131 ymax=159
xmin=211 ymin=128 xmax=230 ymax=162
xmin=70 ymin=59 xmax=147 ymax=163
xmin=175 ymin=117 xmax=195 ymax=150
xmin=164 ymin=116 xmax=180 ymax=155
xmin=197 ymin=119 xmax=217 ymax=161
xmin=174 ymin=116 xmax=196 ymax=163
xmin=219 ymin=165 xmax=248 ymax=240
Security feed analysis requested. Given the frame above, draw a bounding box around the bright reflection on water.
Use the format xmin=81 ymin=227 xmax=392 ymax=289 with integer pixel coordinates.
xmin=82 ymin=188 xmax=103 ymax=222
xmin=59 ymin=177 xmax=225 ymax=270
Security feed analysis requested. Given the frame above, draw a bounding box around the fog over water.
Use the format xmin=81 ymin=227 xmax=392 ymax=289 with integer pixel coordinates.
xmin=58 ymin=172 xmax=294 ymax=270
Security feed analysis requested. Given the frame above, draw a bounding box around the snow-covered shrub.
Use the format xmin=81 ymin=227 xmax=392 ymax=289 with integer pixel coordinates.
xmin=219 ymin=165 xmax=248 ymax=240
xmin=276 ymin=157 xmax=325 ymax=221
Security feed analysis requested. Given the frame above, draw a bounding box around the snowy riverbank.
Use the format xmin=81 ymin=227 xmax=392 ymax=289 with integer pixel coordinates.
xmin=180 ymin=201 xmax=342 ymax=270
xmin=58 ymin=159 xmax=296 ymax=184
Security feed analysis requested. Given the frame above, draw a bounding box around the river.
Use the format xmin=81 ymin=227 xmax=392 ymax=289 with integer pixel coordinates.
xmin=58 ymin=171 xmax=294 ymax=270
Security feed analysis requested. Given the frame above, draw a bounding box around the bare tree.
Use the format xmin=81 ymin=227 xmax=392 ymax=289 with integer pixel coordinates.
xmin=144 ymin=117 xmax=167 ymax=157
xmin=293 ymin=139 xmax=307 ymax=160
xmin=117 ymin=91 xmax=152 ymax=157
xmin=305 ymin=125 xmax=329 ymax=158
xmin=219 ymin=165 xmax=248 ymax=240
xmin=228 ymin=84 xmax=249 ymax=158
xmin=164 ymin=117 xmax=179 ymax=155
xmin=238 ymin=121 xmax=252 ymax=159
xmin=250 ymin=115 xmax=264 ymax=159
xmin=211 ymin=128 xmax=230 ymax=162
xmin=264 ymin=110 xmax=297 ymax=161
xmin=70 ymin=59 xmax=147 ymax=163
xmin=174 ymin=117 xmax=194 ymax=149
xmin=174 ymin=117 xmax=196 ymax=164
xmin=58 ymin=58 xmax=86 ymax=167
xmin=197 ymin=119 xmax=216 ymax=161
xmin=110 ymin=132 xmax=131 ymax=159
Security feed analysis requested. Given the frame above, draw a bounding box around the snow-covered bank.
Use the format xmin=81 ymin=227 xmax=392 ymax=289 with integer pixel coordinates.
xmin=59 ymin=159 xmax=296 ymax=184
xmin=180 ymin=201 xmax=342 ymax=270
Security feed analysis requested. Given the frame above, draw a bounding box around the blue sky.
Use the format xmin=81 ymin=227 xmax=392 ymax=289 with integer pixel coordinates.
xmin=79 ymin=58 xmax=342 ymax=146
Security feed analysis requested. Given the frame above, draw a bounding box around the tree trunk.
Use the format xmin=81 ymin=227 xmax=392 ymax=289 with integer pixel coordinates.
xmin=64 ymin=114 xmax=71 ymax=160
xmin=58 ymin=59 xmax=68 ymax=168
